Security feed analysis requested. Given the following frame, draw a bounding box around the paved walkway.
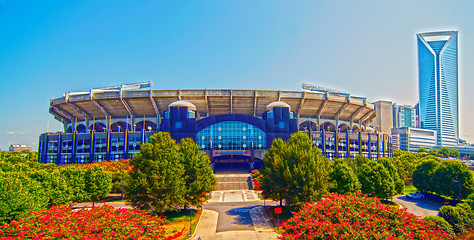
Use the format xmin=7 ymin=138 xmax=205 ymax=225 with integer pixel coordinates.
xmin=210 ymin=190 xmax=259 ymax=202
xmin=193 ymin=206 xmax=280 ymax=240
xmin=392 ymin=195 xmax=440 ymax=217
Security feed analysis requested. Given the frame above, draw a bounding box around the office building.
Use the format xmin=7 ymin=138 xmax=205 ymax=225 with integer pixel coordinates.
xmin=372 ymin=100 xmax=393 ymax=135
xmin=392 ymin=104 xmax=416 ymax=128
xmin=9 ymin=144 xmax=33 ymax=152
xmin=391 ymin=127 xmax=437 ymax=152
xmin=417 ymin=31 xmax=458 ymax=147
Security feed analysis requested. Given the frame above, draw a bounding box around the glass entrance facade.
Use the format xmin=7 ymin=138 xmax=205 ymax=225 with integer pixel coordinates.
xmin=196 ymin=121 xmax=266 ymax=151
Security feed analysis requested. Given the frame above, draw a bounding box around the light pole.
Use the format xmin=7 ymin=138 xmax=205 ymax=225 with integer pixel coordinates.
xmin=453 ymin=180 xmax=462 ymax=201
xmin=120 ymin=170 xmax=124 ymax=200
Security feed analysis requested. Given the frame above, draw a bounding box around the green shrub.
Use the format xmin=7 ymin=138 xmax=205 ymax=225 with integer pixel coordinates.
xmin=29 ymin=170 xmax=71 ymax=207
xmin=438 ymin=204 xmax=473 ymax=234
xmin=424 ymin=215 xmax=454 ymax=238
xmin=85 ymin=166 xmax=112 ymax=204
xmin=60 ymin=167 xmax=88 ymax=202
xmin=0 ymin=171 xmax=48 ymax=224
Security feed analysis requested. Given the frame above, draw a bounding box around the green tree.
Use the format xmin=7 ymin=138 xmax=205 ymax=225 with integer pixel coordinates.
xmin=438 ymin=204 xmax=474 ymax=234
xmin=354 ymin=155 xmax=369 ymax=169
xmin=378 ymin=157 xmax=404 ymax=194
xmin=127 ymin=132 xmax=186 ymax=213
xmin=439 ymin=147 xmax=450 ymax=158
xmin=329 ymin=158 xmax=360 ymax=195
xmin=60 ymin=166 xmax=88 ymax=202
xmin=358 ymin=160 xmax=396 ymax=199
xmin=432 ymin=160 xmax=474 ymax=200
xmin=29 ymin=170 xmax=71 ymax=207
xmin=258 ymin=138 xmax=288 ymax=205
xmin=110 ymin=170 xmax=129 ymax=194
xmin=0 ymin=171 xmax=48 ymax=224
xmin=449 ymin=149 xmax=460 ymax=158
xmin=392 ymin=149 xmax=405 ymax=158
xmin=260 ymin=132 xmax=330 ymax=205
xmin=418 ymin=147 xmax=429 ymax=153
xmin=179 ymin=138 xmax=216 ymax=208
xmin=430 ymin=148 xmax=442 ymax=157
xmin=412 ymin=158 xmax=441 ymax=193
xmin=85 ymin=166 xmax=112 ymax=206
xmin=391 ymin=151 xmax=423 ymax=183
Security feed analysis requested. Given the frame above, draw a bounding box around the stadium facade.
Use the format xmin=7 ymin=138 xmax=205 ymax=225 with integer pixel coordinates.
xmin=417 ymin=31 xmax=458 ymax=147
xmin=38 ymin=87 xmax=392 ymax=167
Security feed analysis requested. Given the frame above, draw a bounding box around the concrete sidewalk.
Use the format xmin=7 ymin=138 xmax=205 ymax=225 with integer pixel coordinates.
xmin=192 ymin=206 xmax=280 ymax=240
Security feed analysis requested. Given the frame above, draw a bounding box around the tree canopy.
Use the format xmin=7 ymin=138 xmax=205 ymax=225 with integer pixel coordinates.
xmin=329 ymin=158 xmax=360 ymax=195
xmin=127 ymin=132 xmax=186 ymax=213
xmin=126 ymin=132 xmax=216 ymax=213
xmin=179 ymin=138 xmax=216 ymax=208
xmin=85 ymin=166 xmax=112 ymax=205
xmin=358 ymin=160 xmax=396 ymax=199
xmin=259 ymin=132 xmax=330 ymax=205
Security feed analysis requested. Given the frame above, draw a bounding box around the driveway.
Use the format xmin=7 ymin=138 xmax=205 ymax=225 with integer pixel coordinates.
xmin=203 ymin=200 xmax=279 ymax=232
xmin=392 ymin=195 xmax=441 ymax=217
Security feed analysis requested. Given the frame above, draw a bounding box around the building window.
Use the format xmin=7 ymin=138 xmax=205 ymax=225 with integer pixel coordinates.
xmin=175 ymin=122 xmax=182 ymax=128
xmin=196 ymin=121 xmax=266 ymax=151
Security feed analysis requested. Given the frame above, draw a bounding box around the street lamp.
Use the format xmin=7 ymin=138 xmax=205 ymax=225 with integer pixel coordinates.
xmin=120 ymin=170 xmax=124 ymax=200
xmin=453 ymin=180 xmax=462 ymax=201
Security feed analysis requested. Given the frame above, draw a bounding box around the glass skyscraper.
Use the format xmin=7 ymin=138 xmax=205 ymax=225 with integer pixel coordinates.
xmin=417 ymin=31 xmax=458 ymax=147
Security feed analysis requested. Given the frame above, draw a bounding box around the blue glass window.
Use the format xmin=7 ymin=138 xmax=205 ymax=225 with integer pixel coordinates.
xmin=279 ymin=122 xmax=285 ymax=128
xmin=175 ymin=122 xmax=182 ymax=128
xmin=196 ymin=121 xmax=266 ymax=151
xmin=188 ymin=111 xmax=195 ymax=119
xmin=267 ymin=111 xmax=273 ymax=119
xmin=164 ymin=111 xmax=170 ymax=119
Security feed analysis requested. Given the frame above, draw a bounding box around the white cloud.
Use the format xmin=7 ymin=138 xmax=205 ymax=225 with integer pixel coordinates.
xmin=6 ymin=132 xmax=15 ymax=135
xmin=17 ymin=132 xmax=25 ymax=135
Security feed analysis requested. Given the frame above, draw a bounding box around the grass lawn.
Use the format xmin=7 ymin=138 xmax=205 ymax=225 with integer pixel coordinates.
xmin=163 ymin=209 xmax=198 ymax=223
xmin=163 ymin=209 xmax=201 ymax=240
xmin=402 ymin=185 xmax=417 ymax=195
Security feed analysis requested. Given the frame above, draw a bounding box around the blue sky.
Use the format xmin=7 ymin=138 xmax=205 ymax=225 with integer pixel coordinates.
xmin=1 ymin=0 xmax=474 ymax=150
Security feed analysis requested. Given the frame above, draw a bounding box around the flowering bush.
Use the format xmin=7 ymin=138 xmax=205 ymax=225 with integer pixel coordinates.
xmin=281 ymin=192 xmax=451 ymax=240
xmin=66 ymin=159 xmax=132 ymax=173
xmin=0 ymin=204 xmax=166 ymax=239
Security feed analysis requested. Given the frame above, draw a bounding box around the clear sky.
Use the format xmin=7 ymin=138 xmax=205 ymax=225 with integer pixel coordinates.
xmin=1 ymin=0 xmax=473 ymax=150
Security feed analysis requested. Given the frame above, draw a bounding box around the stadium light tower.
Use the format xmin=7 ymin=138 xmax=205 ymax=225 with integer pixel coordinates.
xmin=302 ymin=83 xmax=349 ymax=95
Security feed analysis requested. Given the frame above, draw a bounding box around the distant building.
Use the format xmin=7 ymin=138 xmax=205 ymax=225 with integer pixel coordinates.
xmin=9 ymin=144 xmax=33 ymax=152
xmin=372 ymin=100 xmax=393 ymax=134
xmin=391 ymin=127 xmax=437 ymax=152
xmin=414 ymin=103 xmax=420 ymax=128
xmin=392 ymin=104 xmax=416 ymax=128
xmin=417 ymin=31 xmax=458 ymax=147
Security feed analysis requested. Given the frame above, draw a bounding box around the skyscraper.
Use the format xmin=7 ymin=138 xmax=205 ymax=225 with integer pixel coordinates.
xmin=417 ymin=31 xmax=458 ymax=147
xmin=392 ymin=104 xmax=416 ymax=129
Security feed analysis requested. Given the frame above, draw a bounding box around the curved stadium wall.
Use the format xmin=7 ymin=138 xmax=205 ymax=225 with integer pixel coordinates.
xmin=38 ymin=89 xmax=392 ymax=166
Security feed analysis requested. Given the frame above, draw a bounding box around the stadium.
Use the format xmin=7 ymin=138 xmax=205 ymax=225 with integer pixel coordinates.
xmin=38 ymin=82 xmax=392 ymax=169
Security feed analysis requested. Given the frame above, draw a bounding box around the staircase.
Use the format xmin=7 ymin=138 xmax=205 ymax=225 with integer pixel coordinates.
xmin=215 ymin=174 xmax=252 ymax=190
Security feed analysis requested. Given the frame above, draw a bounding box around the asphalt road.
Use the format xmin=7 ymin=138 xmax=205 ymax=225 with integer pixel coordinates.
xmin=392 ymin=195 xmax=441 ymax=217
xmin=203 ymin=200 xmax=279 ymax=232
